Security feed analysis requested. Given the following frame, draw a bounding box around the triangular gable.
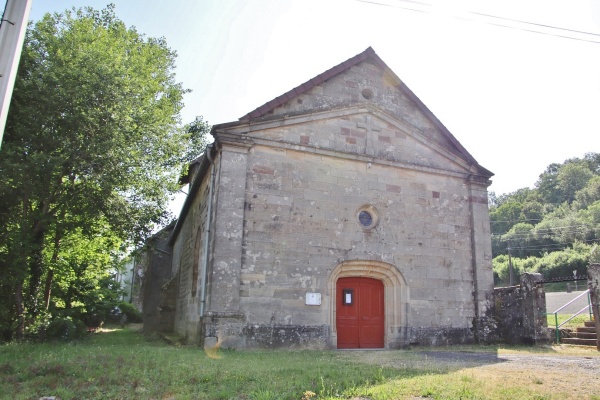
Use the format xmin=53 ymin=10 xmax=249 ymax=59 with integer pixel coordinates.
xmin=228 ymin=104 xmax=478 ymax=176
xmin=236 ymin=47 xmax=492 ymax=178
xmin=240 ymin=48 xmax=376 ymax=120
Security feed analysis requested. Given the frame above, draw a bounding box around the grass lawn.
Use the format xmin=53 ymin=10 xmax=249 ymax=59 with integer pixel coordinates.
xmin=1 ymin=325 xmax=599 ymax=399
xmin=547 ymin=313 xmax=593 ymax=330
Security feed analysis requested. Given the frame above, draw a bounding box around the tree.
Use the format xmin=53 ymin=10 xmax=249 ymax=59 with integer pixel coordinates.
xmin=573 ymin=176 xmax=600 ymax=210
xmin=0 ymin=5 xmax=209 ymax=339
xmin=536 ymin=162 xmax=563 ymax=205
xmin=490 ymin=201 xmax=523 ymax=235
xmin=557 ymin=163 xmax=594 ymax=204
xmin=536 ymin=156 xmax=597 ymax=205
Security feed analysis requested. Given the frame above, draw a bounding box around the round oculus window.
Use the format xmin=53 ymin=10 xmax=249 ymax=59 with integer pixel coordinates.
xmin=358 ymin=211 xmax=373 ymax=227
xmin=356 ymin=205 xmax=379 ymax=229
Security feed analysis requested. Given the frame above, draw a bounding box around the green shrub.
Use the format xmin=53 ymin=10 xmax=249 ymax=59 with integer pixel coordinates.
xmin=117 ymin=302 xmax=142 ymax=323
xmin=22 ymin=311 xmax=52 ymax=341
xmin=45 ymin=316 xmax=87 ymax=341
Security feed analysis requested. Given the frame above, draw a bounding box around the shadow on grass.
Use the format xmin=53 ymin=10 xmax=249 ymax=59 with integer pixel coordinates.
xmin=338 ymin=342 xmax=561 ymax=371
xmin=413 ymin=342 xmax=559 ymax=367
xmin=418 ymin=349 xmax=505 ymax=367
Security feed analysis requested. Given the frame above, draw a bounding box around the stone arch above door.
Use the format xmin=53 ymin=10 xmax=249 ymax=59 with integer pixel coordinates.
xmin=327 ymin=260 xmax=409 ymax=348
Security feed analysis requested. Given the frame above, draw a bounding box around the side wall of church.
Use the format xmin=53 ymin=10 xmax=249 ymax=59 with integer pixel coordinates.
xmin=171 ymin=163 xmax=214 ymax=344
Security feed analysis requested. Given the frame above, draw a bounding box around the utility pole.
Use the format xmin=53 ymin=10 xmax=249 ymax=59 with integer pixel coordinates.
xmin=0 ymin=0 xmax=32 ymax=147
xmin=508 ymin=241 xmax=515 ymax=286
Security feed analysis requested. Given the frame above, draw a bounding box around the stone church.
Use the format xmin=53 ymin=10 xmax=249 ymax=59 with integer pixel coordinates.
xmin=158 ymin=47 xmax=495 ymax=349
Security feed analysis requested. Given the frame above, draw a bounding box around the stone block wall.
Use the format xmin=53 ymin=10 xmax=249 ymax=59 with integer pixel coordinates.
xmin=171 ymin=158 xmax=214 ymax=343
xmin=267 ymin=59 xmax=460 ymax=160
xmin=494 ymin=273 xmax=550 ymax=344
xmin=202 ymin=121 xmax=494 ymax=348
xmin=182 ymin=55 xmax=495 ymax=349
xmin=587 ymin=263 xmax=600 ymax=351
xmin=141 ymin=226 xmax=175 ymax=333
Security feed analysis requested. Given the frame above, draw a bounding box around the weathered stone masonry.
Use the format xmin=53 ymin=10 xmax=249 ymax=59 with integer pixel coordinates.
xmin=166 ymin=47 xmax=495 ymax=348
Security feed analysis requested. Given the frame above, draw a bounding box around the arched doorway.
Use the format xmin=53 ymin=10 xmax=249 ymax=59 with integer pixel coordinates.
xmin=336 ymin=277 xmax=384 ymax=348
xmin=328 ymin=260 xmax=408 ymax=349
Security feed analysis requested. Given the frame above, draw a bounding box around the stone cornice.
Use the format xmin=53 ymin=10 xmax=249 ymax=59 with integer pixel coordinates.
xmin=213 ymin=104 xmax=492 ymax=180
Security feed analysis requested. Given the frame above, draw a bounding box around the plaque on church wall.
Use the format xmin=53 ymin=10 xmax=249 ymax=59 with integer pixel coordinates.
xmin=305 ymin=292 xmax=321 ymax=306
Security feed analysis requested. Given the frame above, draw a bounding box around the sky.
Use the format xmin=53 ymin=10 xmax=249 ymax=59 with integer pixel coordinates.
xmin=28 ymin=0 xmax=600 ymax=206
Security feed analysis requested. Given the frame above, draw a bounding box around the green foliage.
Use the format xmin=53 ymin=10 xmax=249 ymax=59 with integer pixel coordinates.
xmin=22 ymin=311 xmax=52 ymax=341
xmin=557 ymin=163 xmax=594 ymax=204
xmin=45 ymin=316 xmax=87 ymax=341
xmin=116 ymin=301 xmax=142 ymax=323
xmin=493 ymin=242 xmax=593 ymax=286
xmin=574 ymin=177 xmax=600 ymax=210
xmin=535 ymin=242 xmax=590 ymax=278
xmin=490 ymin=201 xmax=523 ymax=234
xmin=0 ymin=4 xmax=209 ymax=340
xmin=536 ymin=155 xmax=598 ymax=206
xmin=490 ymin=153 xmax=600 ymax=281
xmin=591 ymin=244 xmax=600 ymax=264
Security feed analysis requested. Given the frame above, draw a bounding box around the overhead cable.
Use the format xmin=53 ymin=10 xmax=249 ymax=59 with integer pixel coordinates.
xmin=355 ymin=0 xmax=600 ymax=44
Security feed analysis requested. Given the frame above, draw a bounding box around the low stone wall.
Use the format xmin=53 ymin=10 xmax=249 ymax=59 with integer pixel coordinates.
xmin=494 ymin=273 xmax=550 ymax=345
xmin=587 ymin=263 xmax=600 ymax=351
xmin=201 ymin=316 xmax=482 ymax=349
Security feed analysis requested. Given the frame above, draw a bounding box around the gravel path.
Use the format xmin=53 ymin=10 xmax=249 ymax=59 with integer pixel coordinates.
xmin=346 ymin=349 xmax=600 ymax=396
xmin=347 ymin=349 xmax=599 ymax=376
xmin=419 ymin=351 xmax=600 ymax=375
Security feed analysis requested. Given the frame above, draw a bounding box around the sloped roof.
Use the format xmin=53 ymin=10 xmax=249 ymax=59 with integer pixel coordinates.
xmin=238 ymin=47 xmax=491 ymax=176
xmin=240 ymin=47 xmax=379 ymax=120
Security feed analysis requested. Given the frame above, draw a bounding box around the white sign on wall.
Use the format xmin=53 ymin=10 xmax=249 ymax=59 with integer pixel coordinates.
xmin=305 ymin=292 xmax=321 ymax=306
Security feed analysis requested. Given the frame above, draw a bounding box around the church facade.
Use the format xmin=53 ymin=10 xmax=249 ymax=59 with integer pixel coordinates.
xmin=166 ymin=48 xmax=494 ymax=348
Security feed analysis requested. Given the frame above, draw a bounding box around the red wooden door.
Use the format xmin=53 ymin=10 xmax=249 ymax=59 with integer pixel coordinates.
xmin=336 ymin=277 xmax=384 ymax=348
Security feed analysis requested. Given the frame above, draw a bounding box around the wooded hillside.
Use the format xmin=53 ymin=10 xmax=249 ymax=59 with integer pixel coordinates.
xmin=490 ymin=153 xmax=600 ymax=286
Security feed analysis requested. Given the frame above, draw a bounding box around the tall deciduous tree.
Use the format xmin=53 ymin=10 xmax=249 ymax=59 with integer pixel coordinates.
xmin=557 ymin=163 xmax=594 ymax=204
xmin=0 ymin=5 xmax=208 ymax=339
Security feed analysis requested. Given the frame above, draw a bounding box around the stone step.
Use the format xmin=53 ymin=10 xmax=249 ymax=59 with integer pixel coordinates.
xmin=570 ymin=332 xmax=597 ymax=339
xmin=584 ymin=321 xmax=596 ymax=328
xmin=561 ymin=338 xmax=598 ymax=346
xmin=577 ymin=326 xmax=596 ymax=333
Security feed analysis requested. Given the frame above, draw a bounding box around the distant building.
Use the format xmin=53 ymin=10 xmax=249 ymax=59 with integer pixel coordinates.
xmin=146 ymin=48 xmax=495 ymax=348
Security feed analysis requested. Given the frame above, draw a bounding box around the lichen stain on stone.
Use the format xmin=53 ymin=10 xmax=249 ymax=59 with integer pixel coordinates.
xmin=222 ymin=229 xmax=243 ymax=239
xmin=292 ymin=273 xmax=311 ymax=288
xmin=216 ymin=261 xmax=228 ymax=270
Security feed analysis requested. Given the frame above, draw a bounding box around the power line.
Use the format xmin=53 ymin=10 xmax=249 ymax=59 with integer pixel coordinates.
xmin=391 ymin=0 xmax=600 ymax=41
xmin=494 ymin=228 xmax=592 ymax=239
xmin=498 ymin=239 xmax=599 ymax=253
xmin=491 ymin=218 xmax=543 ymax=224
xmin=505 ymin=238 xmax=600 ymax=251
xmin=492 ymin=223 xmax=596 ymax=238
xmin=355 ymin=0 xmax=600 ymax=44
xmin=472 ymin=9 xmax=600 ymax=39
